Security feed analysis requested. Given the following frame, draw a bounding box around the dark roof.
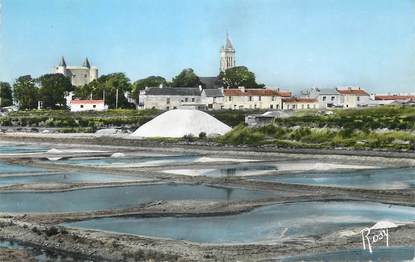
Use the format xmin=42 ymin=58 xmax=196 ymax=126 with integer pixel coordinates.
xmin=200 ymin=77 xmax=222 ymax=89
xmin=145 ymin=87 xmax=201 ymax=96
xmin=203 ymin=89 xmax=223 ymax=97
xmin=83 ymin=57 xmax=91 ymax=68
xmin=317 ymin=88 xmax=339 ymax=95
xmin=59 ymin=56 xmax=66 ymax=67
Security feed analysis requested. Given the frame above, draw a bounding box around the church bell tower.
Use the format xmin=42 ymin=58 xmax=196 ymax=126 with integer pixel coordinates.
xmin=220 ymin=33 xmax=236 ymax=72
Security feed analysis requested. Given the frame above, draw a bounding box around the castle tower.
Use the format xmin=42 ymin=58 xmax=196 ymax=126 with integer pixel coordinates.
xmin=55 ymin=56 xmax=67 ymax=75
xmin=220 ymin=33 xmax=236 ymax=72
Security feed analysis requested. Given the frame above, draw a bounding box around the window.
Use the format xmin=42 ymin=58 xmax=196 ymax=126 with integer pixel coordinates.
xmin=272 ymin=96 xmax=275 ymax=101
xmin=248 ymin=96 xmax=252 ymax=101
xmin=191 ymin=98 xmax=195 ymax=102
xmin=84 ymin=74 xmax=87 ymax=78
xmin=166 ymin=106 xmax=170 ymax=110
xmin=254 ymin=104 xmax=257 ymax=109
xmin=307 ymin=104 xmax=310 ymax=109
xmin=276 ymin=104 xmax=279 ymax=109
xmin=357 ymin=96 xmax=360 ymax=101
xmin=301 ymin=104 xmax=304 ymax=109
xmin=208 ymin=104 xmax=213 ymax=109
xmin=322 ymin=96 xmax=326 ymax=101
xmin=270 ymin=105 xmax=273 ymax=109
xmin=331 ymin=96 xmax=335 ymax=101
xmin=228 ymin=96 xmax=232 ymax=101
xmin=166 ymin=98 xmax=170 ymax=104
xmin=80 ymin=105 xmax=84 ymax=108
xmin=185 ymin=98 xmax=188 ymax=102
xmin=258 ymin=96 xmax=262 ymax=101
xmin=93 ymin=105 xmax=96 ymax=108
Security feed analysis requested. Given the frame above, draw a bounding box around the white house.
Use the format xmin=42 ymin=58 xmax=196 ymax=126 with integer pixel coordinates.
xmin=138 ymin=86 xmax=204 ymax=110
xmin=337 ymin=87 xmax=370 ymax=108
xmin=201 ymin=88 xmax=224 ymax=110
xmin=310 ymin=88 xmax=342 ymax=108
xmin=70 ymin=100 xmax=108 ymax=112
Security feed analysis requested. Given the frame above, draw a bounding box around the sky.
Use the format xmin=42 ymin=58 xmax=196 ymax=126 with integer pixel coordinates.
xmin=0 ymin=0 xmax=414 ymax=93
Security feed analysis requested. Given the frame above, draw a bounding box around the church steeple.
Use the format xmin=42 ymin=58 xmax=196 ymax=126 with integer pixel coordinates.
xmin=220 ymin=32 xmax=236 ymax=72
xmin=83 ymin=57 xmax=91 ymax=68
xmin=59 ymin=56 xmax=67 ymax=67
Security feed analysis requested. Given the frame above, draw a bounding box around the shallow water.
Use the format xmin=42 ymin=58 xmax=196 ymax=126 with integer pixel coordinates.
xmin=0 ymin=144 xmax=47 ymax=154
xmin=0 ymin=184 xmax=274 ymax=213
xmin=0 ymin=161 xmax=46 ymax=174
xmin=57 ymin=154 xmax=200 ymax=168
xmin=281 ymin=246 xmax=415 ymax=261
xmin=0 ymin=172 xmax=142 ymax=187
xmin=254 ymin=168 xmax=415 ymax=189
xmin=64 ymin=201 xmax=415 ymax=244
xmin=165 ymin=164 xmax=278 ymax=177
xmin=0 ymin=239 xmax=92 ymax=261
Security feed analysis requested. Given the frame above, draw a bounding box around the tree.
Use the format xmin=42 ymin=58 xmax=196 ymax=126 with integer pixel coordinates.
xmin=171 ymin=68 xmax=202 ymax=87
xmin=37 ymin=73 xmax=73 ymax=109
xmin=74 ymin=73 xmax=133 ymax=109
xmin=219 ymin=66 xmax=264 ymax=89
xmin=131 ymin=76 xmax=167 ymax=102
xmin=0 ymin=82 xmax=13 ymax=107
xmin=13 ymin=75 xmax=39 ymax=110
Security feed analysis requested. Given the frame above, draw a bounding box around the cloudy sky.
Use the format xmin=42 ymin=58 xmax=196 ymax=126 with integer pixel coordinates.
xmin=0 ymin=0 xmax=414 ymax=92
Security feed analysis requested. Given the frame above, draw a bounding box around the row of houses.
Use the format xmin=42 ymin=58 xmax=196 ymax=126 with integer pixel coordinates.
xmin=137 ymin=85 xmax=321 ymax=111
xmin=67 ymin=86 xmax=415 ymax=112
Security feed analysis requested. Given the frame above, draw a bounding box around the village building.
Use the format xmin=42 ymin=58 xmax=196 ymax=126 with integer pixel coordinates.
xmin=310 ymin=88 xmax=342 ymax=108
xmin=369 ymin=94 xmax=415 ymax=106
xmin=54 ymin=57 xmax=98 ymax=87
xmin=201 ymin=89 xmax=224 ymax=110
xmin=138 ymin=86 xmax=204 ymax=110
xmin=223 ymin=87 xmax=291 ymax=110
xmin=70 ymin=99 xmax=107 ymax=112
xmin=337 ymin=87 xmax=370 ymax=108
xmin=282 ymin=98 xmax=319 ymax=110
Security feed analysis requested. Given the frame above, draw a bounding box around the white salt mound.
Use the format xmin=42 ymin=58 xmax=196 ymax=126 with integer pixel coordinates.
xmin=131 ymin=109 xmax=232 ymax=138
xmin=111 ymin=152 xmax=125 ymax=158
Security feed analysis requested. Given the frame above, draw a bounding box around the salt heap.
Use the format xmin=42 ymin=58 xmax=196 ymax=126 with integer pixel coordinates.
xmin=131 ymin=109 xmax=232 ymax=138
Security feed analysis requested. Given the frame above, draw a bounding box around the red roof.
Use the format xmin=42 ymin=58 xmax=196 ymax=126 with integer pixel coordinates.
xmin=337 ymin=88 xmax=369 ymax=96
xmin=70 ymin=100 xmax=104 ymax=105
xmin=223 ymin=89 xmax=291 ymax=97
xmin=282 ymin=98 xmax=318 ymax=103
xmin=375 ymin=95 xmax=415 ymax=101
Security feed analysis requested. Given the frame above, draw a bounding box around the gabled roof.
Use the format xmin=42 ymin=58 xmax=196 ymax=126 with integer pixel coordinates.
xmin=375 ymin=95 xmax=415 ymax=101
xmin=223 ymin=88 xmax=291 ymax=97
xmin=71 ymin=100 xmax=104 ymax=105
xmin=59 ymin=56 xmax=67 ymax=67
xmin=282 ymin=98 xmax=318 ymax=103
xmin=203 ymin=89 xmax=223 ymax=97
xmin=144 ymin=87 xmax=201 ymax=96
xmin=337 ymin=88 xmax=369 ymax=96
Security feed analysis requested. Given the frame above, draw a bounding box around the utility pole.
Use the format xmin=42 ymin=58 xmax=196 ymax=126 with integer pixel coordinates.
xmin=115 ymin=88 xmax=119 ymax=109
xmin=103 ymin=89 xmax=106 ymax=103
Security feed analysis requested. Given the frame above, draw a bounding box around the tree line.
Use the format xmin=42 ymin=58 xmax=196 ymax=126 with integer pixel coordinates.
xmin=0 ymin=66 xmax=263 ymax=110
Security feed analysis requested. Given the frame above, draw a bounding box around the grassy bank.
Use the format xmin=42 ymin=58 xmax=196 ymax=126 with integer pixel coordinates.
xmin=216 ymin=106 xmax=415 ymax=151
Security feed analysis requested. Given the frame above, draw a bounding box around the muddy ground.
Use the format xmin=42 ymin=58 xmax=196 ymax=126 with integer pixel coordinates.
xmin=0 ymin=133 xmax=415 ymax=261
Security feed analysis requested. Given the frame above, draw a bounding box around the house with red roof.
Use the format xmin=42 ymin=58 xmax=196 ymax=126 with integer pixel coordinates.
xmin=222 ymin=86 xmax=291 ymax=110
xmin=336 ymin=87 xmax=370 ymax=108
xmin=70 ymin=99 xmax=108 ymax=112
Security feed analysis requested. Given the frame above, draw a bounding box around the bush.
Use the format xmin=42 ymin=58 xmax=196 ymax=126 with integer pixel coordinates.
xmin=198 ymin=132 xmax=207 ymax=139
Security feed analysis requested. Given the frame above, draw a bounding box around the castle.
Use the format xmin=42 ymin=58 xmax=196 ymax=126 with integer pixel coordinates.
xmin=54 ymin=57 xmax=98 ymax=87
xmin=220 ymin=33 xmax=236 ymax=72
